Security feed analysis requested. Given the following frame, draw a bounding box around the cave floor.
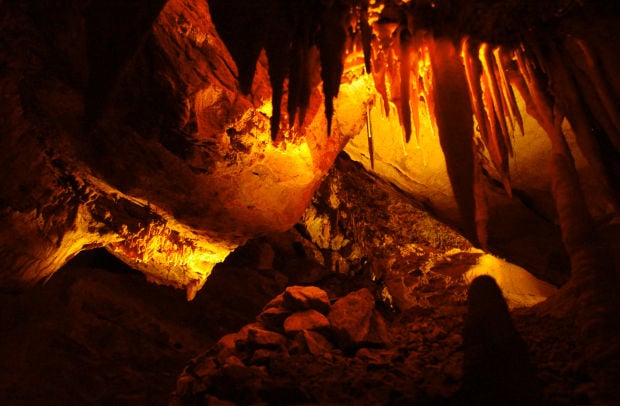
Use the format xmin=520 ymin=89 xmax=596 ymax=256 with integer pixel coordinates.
xmin=0 ymin=247 xmax=590 ymax=405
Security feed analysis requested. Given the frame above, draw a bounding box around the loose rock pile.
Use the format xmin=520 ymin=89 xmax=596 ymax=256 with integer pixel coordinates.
xmin=172 ymin=285 xmax=392 ymax=404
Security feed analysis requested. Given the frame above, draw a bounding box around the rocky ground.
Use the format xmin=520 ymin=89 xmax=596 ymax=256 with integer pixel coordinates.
xmin=0 ymin=157 xmax=592 ymax=405
xmin=171 ymin=264 xmax=589 ymax=405
xmin=0 ymin=243 xmax=590 ymax=405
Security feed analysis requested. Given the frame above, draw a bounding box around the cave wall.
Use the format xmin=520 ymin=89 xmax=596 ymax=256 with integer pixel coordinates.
xmin=0 ymin=0 xmax=371 ymax=298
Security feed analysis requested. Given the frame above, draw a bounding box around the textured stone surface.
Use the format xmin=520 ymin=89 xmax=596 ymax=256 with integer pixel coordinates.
xmin=282 ymin=286 xmax=331 ymax=314
xmin=283 ymin=309 xmax=331 ymax=336
xmin=257 ymin=306 xmax=291 ymax=333
xmin=172 ymin=256 xmax=589 ymax=405
xmin=0 ymin=0 xmax=365 ymax=296
xmin=297 ymin=330 xmax=334 ymax=355
xmin=246 ymin=327 xmax=287 ymax=350
xmin=328 ymin=288 xmax=376 ymax=349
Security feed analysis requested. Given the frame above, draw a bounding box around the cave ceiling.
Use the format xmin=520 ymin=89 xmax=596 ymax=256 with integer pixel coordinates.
xmin=0 ymin=0 xmax=618 ymax=300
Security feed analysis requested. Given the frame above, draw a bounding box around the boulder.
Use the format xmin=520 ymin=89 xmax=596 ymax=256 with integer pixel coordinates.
xmin=283 ymin=309 xmax=330 ymax=336
xmin=282 ymin=286 xmax=331 ymax=314
xmin=297 ymin=330 xmax=334 ymax=355
xmin=257 ymin=306 xmax=291 ymax=332
xmin=328 ymin=288 xmax=375 ymax=350
xmin=246 ymin=327 xmax=287 ymax=350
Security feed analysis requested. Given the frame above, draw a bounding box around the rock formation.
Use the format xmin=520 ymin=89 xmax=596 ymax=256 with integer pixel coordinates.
xmin=1 ymin=0 xmax=619 ymax=402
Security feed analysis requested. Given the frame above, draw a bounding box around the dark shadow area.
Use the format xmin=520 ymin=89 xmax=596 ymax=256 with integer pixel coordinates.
xmin=460 ymin=275 xmax=543 ymax=405
xmin=430 ymin=39 xmax=477 ymax=245
xmin=0 ymin=247 xmax=287 ymax=405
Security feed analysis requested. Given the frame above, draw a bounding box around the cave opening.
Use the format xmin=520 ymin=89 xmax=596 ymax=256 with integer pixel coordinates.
xmin=1 ymin=0 xmax=619 ymax=404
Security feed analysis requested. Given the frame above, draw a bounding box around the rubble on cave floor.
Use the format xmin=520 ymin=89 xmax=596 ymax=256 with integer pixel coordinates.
xmin=0 ymin=241 xmax=586 ymax=405
xmin=172 ymin=260 xmax=582 ymax=406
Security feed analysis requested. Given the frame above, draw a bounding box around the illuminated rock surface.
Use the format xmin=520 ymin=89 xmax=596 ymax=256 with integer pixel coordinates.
xmin=0 ymin=0 xmax=361 ymax=298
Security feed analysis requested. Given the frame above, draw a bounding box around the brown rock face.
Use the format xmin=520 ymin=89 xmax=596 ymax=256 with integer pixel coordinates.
xmin=283 ymin=309 xmax=331 ymax=336
xmin=282 ymin=285 xmax=331 ymax=314
xmin=328 ymin=288 xmax=387 ymax=350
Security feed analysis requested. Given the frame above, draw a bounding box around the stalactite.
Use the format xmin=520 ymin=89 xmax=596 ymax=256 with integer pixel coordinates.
xmin=564 ymin=36 xmax=620 ymax=154
xmin=319 ymin=0 xmax=349 ymax=137
xmin=359 ymin=1 xmax=372 ymax=75
xmin=478 ymin=45 xmax=512 ymax=196
xmin=490 ymin=54 xmax=516 ymax=159
xmin=480 ymin=44 xmax=510 ymax=147
xmin=409 ymin=31 xmax=423 ymax=145
xmin=371 ymin=47 xmax=389 ymax=115
xmin=420 ymin=45 xmax=439 ymax=140
xmin=462 ymin=38 xmax=492 ymax=152
xmin=372 ymin=22 xmax=398 ymax=116
xmin=493 ymin=47 xmax=524 ymax=137
xmin=429 ymin=38 xmax=476 ymax=243
xmin=288 ymin=2 xmax=318 ymax=129
xmin=398 ymin=26 xmax=413 ymax=143
xmin=208 ymin=0 xmax=267 ymax=94
xmin=366 ymin=100 xmax=375 ymax=169
xmin=543 ymin=36 xmax=619 ymax=211
xmin=264 ymin=2 xmax=294 ymax=141
xmin=572 ymin=37 xmax=620 ymax=136
xmin=410 ymin=81 xmax=421 ymax=145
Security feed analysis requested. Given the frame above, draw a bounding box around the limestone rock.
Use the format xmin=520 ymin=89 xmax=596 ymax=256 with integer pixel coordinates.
xmin=262 ymin=292 xmax=286 ymax=311
xmin=328 ymin=288 xmax=375 ymax=350
xmin=257 ymin=306 xmax=291 ymax=332
xmin=296 ymin=330 xmax=334 ymax=356
xmin=282 ymin=286 xmax=331 ymax=314
xmin=246 ymin=327 xmax=287 ymax=350
xmin=365 ymin=310 xmax=392 ymax=347
xmin=283 ymin=309 xmax=330 ymax=336
xmin=249 ymin=348 xmax=281 ymax=366
xmin=214 ymin=332 xmax=241 ymax=360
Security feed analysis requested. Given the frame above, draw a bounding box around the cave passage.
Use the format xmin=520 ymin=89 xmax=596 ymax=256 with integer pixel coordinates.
xmin=1 ymin=0 xmax=619 ymax=404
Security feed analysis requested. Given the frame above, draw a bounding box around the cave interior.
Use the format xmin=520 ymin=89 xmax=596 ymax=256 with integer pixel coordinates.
xmin=1 ymin=0 xmax=619 ymax=404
